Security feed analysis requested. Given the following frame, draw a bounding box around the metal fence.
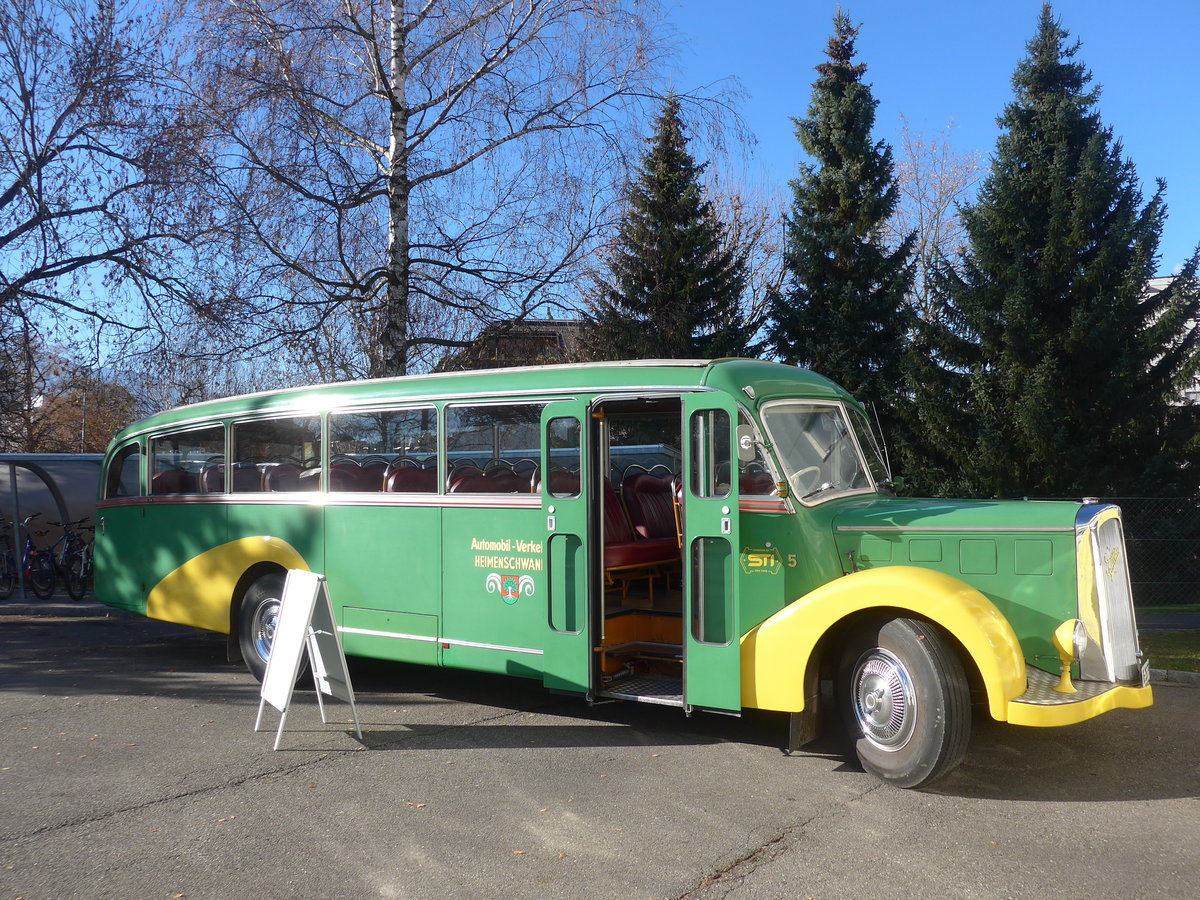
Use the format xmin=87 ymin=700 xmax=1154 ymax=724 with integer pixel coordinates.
xmin=1111 ymin=497 xmax=1200 ymax=608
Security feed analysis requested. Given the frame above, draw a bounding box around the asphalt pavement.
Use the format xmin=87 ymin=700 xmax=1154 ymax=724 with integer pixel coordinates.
xmin=1 ymin=602 xmax=1198 ymax=899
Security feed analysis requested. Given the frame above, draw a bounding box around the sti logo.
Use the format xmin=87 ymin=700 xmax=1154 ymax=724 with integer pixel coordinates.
xmin=740 ymin=548 xmax=782 ymax=575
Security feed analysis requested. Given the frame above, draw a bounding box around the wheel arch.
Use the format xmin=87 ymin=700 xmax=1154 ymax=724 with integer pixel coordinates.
xmin=146 ymin=536 xmax=310 ymax=636
xmin=740 ymin=566 xmax=1026 ymax=720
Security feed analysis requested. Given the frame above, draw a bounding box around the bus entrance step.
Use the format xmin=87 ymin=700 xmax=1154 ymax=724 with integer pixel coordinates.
xmin=599 ymin=673 xmax=683 ymax=707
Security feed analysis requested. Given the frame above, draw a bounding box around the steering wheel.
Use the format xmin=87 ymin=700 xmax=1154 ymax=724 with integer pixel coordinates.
xmin=788 ymin=466 xmax=821 ymax=496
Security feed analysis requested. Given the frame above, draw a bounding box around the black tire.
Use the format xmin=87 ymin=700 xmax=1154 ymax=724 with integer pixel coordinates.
xmin=238 ymin=571 xmax=287 ymax=682
xmin=64 ymin=550 xmax=87 ymax=601
xmin=29 ymin=553 xmax=56 ymax=599
xmin=837 ymin=617 xmax=971 ymax=789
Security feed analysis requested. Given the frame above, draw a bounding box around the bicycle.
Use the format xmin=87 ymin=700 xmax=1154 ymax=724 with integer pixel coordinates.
xmin=20 ymin=513 xmax=56 ymax=600
xmin=0 ymin=517 xmax=16 ymax=600
xmin=62 ymin=522 xmax=93 ymax=601
xmin=48 ymin=518 xmax=93 ymax=601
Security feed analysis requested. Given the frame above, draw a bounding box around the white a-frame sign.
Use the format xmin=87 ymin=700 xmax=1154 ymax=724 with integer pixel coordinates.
xmin=254 ymin=570 xmax=363 ymax=750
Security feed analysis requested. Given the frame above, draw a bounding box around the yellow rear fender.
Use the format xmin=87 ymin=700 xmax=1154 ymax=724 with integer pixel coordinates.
xmin=740 ymin=566 xmax=1026 ymax=719
xmin=146 ymin=537 xmax=310 ymax=634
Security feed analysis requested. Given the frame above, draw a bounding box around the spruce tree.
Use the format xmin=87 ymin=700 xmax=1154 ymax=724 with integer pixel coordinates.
xmin=914 ymin=3 xmax=1200 ymax=498
xmin=770 ymin=11 xmax=915 ymax=434
xmin=586 ymin=94 xmax=756 ymax=360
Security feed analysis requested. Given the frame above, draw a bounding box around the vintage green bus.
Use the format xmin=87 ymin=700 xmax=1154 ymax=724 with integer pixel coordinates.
xmin=94 ymin=359 xmax=1152 ymax=787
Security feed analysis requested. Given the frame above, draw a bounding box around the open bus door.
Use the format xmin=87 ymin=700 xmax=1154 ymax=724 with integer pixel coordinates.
xmin=540 ymin=401 xmax=592 ymax=695
xmin=681 ymin=394 xmax=742 ymax=713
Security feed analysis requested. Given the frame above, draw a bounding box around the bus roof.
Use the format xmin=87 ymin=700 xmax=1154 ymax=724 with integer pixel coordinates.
xmin=111 ymin=358 xmax=854 ymax=444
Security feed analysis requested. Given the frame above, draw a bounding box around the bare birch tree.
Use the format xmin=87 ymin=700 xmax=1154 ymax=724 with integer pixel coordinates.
xmin=175 ymin=0 xmax=670 ymax=376
xmin=882 ymin=117 xmax=983 ymax=324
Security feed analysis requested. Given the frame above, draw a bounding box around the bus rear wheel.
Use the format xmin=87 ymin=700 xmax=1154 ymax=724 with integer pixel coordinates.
xmin=837 ymin=617 xmax=970 ymax=789
xmin=238 ymin=572 xmax=286 ymax=682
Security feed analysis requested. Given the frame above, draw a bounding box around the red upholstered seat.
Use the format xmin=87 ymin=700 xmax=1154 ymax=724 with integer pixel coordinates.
xmin=622 ymin=473 xmax=676 ymax=541
xmin=602 ymin=478 xmax=678 ymax=571
xmin=199 ymin=465 xmax=224 ymax=493
xmin=484 ymin=468 xmax=524 ymax=492
xmin=740 ymin=470 xmax=776 ymax=495
xmin=604 ymin=535 xmax=680 ymax=570
xmin=151 ymin=469 xmax=197 ymax=495
xmin=231 ymin=464 xmax=262 ymax=492
xmin=385 ymin=466 xmax=437 ymax=493
xmin=447 ymin=466 xmax=483 ymax=491
xmin=448 ymin=472 xmax=492 ymax=493
xmin=262 ymin=463 xmax=300 ymax=492
xmin=359 ymin=462 xmax=387 ymax=491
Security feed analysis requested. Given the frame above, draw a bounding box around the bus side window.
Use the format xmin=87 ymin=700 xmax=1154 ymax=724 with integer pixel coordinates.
xmin=149 ymin=426 xmax=223 ymax=495
xmin=104 ymin=442 xmax=143 ymax=498
xmin=447 ymin=403 xmax=545 ymax=493
xmin=232 ymin=416 xmax=322 ymax=493
xmin=330 ymin=407 xmax=438 ymax=493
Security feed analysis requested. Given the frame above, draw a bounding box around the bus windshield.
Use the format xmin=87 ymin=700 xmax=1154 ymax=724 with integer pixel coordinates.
xmin=760 ymin=400 xmax=878 ymax=503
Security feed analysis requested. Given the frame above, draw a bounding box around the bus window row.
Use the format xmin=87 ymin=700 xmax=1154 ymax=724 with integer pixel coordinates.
xmin=147 ymin=456 xmax=584 ymax=496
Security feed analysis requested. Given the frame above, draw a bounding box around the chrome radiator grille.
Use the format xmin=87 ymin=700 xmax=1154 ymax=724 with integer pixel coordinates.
xmin=1076 ymin=505 xmax=1143 ymax=683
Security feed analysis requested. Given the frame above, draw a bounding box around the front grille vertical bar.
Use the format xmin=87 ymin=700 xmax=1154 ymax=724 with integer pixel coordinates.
xmin=1095 ymin=515 xmax=1140 ymax=682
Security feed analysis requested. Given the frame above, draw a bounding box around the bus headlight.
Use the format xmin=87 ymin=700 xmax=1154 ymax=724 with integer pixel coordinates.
xmin=1052 ymin=619 xmax=1083 ymax=693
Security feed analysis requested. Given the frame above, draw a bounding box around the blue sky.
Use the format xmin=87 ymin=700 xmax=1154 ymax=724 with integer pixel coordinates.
xmin=667 ymin=0 xmax=1199 ymax=276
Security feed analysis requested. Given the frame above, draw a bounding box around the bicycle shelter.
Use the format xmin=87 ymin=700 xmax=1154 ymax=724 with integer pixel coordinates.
xmin=0 ymin=454 xmax=102 ymax=600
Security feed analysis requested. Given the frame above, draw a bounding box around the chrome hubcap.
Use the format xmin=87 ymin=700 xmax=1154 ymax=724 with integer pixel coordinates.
xmin=852 ymin=647 xmax=917 ymax=751
xmin=252 ymin=598 xmax=281 ymax=662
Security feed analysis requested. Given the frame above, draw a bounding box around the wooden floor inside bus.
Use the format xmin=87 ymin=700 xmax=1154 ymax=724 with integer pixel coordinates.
xmin=598 ymin=565 xmax=685 ymax=706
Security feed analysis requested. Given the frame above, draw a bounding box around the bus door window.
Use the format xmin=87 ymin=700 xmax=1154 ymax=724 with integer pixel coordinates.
xmin=689 ymin=408 xmax=732 ymax=500
xmin=688 ymin=407 xmax=733 ymax=646
xmin=149 ymin=426 xmax=224 ymax=495
xmin=232 ymin=417 xmax=322 ymax=493
xmin=545 ymin=417 xmax=581 ymax=497
xmin=330 ymin=407 xmax=438 ymax=493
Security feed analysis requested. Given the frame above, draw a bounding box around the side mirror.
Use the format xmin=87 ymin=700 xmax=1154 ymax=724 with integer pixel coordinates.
xmin=736 ymin=424 xmax=757 ymax=463
xmin=891 ymin=476 xmax=905 ymax=492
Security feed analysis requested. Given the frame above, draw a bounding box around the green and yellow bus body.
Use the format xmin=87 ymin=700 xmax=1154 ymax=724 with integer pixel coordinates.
xmin=94 ymin=359 xmax=1151 ymax=787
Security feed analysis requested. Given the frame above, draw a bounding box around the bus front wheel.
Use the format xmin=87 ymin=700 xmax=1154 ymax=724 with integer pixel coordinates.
xmin=836 ymin=617 xmax=970 ymax=789
xmin=238 ymin=572 xmax=286 ymax=682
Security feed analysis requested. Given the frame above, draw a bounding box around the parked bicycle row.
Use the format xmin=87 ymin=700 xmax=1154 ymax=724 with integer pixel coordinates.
xmin=0 ymin=513 xmax=93 ymax=601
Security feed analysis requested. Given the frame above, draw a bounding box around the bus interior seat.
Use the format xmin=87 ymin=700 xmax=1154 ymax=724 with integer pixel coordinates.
xmin=199 ymin=465 xmax=224 ymax=493
xmin=151 ymin=469 xmax=196 ymax=494
xmin=232 ymin=464 xmax=262 ymax=492
xmin=484 ymin=467 xmax=524 ymax=492
xmin=602 ymin=478 xmax=679 ymax=571
xmin=385 ymin=466 xmax=437 ymax=493
xmin=622 ymin=472 xmax=676 ymax=542
xmin=448 ymin=472 xmax=492 ymax=493
xmin=262 ymin=463 xmax=300 ymax=492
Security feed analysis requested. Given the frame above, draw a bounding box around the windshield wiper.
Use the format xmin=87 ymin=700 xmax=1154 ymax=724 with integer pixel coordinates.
xmin=800 ymin=480 xmax=841 ymax=501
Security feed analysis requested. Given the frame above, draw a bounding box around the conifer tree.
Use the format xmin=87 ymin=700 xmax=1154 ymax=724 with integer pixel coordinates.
xmin=914 ymin=3 xmax=1200 ymax=498
xmin=770 ymin=11 xmax=915 ymax=434
xmin=586 ymin=94 xmax=757 ymax=360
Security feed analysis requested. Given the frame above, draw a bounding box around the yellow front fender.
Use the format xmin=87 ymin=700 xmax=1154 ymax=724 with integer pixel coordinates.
xmin=740 ymin=566 xmax=1027 ymax=720
xmin=146 ymin=536 xmax=310 ymax=634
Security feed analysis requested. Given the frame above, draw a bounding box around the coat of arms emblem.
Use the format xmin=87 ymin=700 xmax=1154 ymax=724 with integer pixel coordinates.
xmin=486 ymin=573 xmax=535 ymax=605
